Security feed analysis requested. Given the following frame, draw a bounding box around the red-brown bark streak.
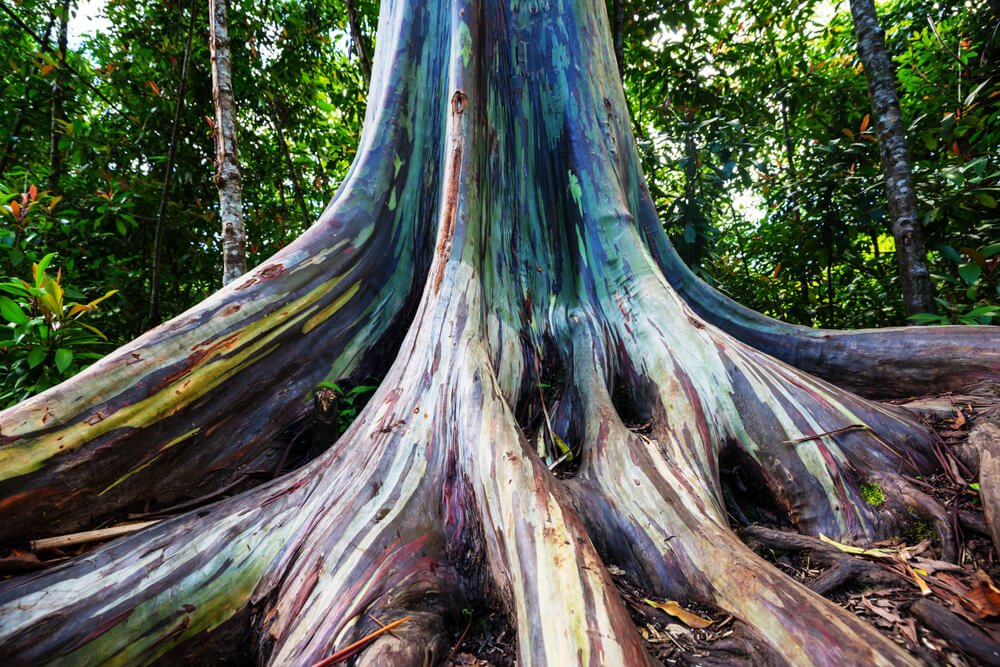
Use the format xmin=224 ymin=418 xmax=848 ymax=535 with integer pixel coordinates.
xmin=434 ymin=137 xmax=464 ymax=294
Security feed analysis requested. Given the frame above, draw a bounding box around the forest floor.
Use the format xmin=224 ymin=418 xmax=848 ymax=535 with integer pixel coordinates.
xmin=2 ymin=397 xmax=998 ymax=666
xmin=443 ymin=395 xmax=1000 ymax=667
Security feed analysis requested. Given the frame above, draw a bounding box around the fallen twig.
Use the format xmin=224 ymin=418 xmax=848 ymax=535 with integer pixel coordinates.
xmin=309 ymin=615 xmax=411 ymax=667
xmin=784 ymin=424 xmax=867 ymax=444
xmin=445 ymin=616 xmax=473 ymax=664
xmin=31 ymin=520 xmax=161 ymax=551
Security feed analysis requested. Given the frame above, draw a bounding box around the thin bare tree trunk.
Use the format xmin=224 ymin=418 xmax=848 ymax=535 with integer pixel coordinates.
xmin=0 ymin=11 xmax=56 ymax=176
xmin=148 ymin=1 xmax=197 ymax=326
xmin=611 ymin=0 xmax=625 ymax=79
xmin=48 ymin=0 xmax=70 ymax=192
xmin=345 ymin=0 xmax=373 ymax=84
xmin=210 ymin=0 xmax=247 ymax=285
xmin=266 ymin=96 xmax=311 ymax=228
xmin=849 ymin=0 xmax=934 ymax=316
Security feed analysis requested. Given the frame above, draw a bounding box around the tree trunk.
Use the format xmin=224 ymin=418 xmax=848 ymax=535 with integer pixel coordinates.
xmin=345 ymin=0 xmax=373 ymax=85
xmin=148 ymin=0 xmax=197 ymax=326
xmin=849 ymin=0 xmax=934 ymax=316
xmin=0 ymin=1 xmax=997 ymax=665
xmin=266 ymin=95 xmax=312 ymax=228
xmin=611 ymin=0 xmax=624 ymax=79
xmin=0 ymin=9 xmax=57 ymax=177
xmin=211 ymin=0 xmax=247 ymax=286
xmin=47 ymin=0 xmax=71 ymax=192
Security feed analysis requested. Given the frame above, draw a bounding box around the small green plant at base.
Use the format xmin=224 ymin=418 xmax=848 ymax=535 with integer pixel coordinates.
xmin=859 ymin=480 xmax=886 ymax=507
xmin=314 ymin=381 xmax=378 ymax=433
xmin=0 ymin=253 xmax=117 ymax=406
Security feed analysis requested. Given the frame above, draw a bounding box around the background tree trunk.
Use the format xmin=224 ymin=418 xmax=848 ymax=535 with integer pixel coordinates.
xmin=345 ymin=0 xmax=373 ymax=85
xmin=211 ymin=0 xmax=247 ymax=286
xmin=611 ymin=0 xmax=625 ymax=79
xmin=47 ymin=0 xmax=70 ymax=192
xmin=849 ymin=0 xmax=934 ymax=316
xmin=148 ymin=0 xmax=197 ymax=326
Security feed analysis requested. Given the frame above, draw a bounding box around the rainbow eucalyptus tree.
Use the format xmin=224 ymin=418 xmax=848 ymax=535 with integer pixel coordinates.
xmin=1 ymin=0 xmax=998 ymax=664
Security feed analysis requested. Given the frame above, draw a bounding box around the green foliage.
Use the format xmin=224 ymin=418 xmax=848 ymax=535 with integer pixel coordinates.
xmin=0 ymin=0 xmax=375 ymax=403
xmin=0 ymin=252 xmax=117 ymax=405
xmin=618 ymin=0 xmax=999 ymax=328
xmin=0 ymin=0 xmax=995 ymax=411
xmin=909 ymin=242 xmax=1000 ymax=324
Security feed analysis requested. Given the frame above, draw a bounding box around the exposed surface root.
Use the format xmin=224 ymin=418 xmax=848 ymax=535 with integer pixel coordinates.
xmin=910 ymin=599 xmax=1000 ymax=665
xmin=743 ymin=526 xmax=908 ymax=595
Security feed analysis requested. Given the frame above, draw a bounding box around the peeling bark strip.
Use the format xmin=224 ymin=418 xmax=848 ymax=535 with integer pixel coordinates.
xmin=210 ymin=0 xmax=247 ymax=285
xmin=0 ymin=0 xmax=998 ymax=665
xmin=849 ymin=0 xmax=934 ymax=315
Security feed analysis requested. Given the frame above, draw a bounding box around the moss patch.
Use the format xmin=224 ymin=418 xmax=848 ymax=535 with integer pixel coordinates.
xmin=860 ymin=480 xmax=886 ymax=507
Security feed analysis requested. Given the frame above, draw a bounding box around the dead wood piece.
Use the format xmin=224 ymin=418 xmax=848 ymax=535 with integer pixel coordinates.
xmin=979 ymin=428 xmax=1000 ymax=555
xmin=0 ymin=549 xmax=43 ymax=574
xmin=910 ymin=598 xmax=1000 ymax=665
xmin=30 ymin=520 xmax=161 ymax=551
xmin=899 ymin=395 xmax=987 ymax=421
xmin=956 ymin=421 xmax=1000 ymax=477
xmin=742 ymin=526 xmax=907 ymax=595
xmin=958 ymin=509 xmax=992 ymax=537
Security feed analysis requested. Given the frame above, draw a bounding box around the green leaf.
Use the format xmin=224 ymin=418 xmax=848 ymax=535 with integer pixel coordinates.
xmin=980 ymin=243 xmax=1000 ymax=259
xmin=34 ymin=252 xmax=56 ymax=288
xmin=55 ymin=348 xmax=73 ymax=373
xmin=27 ymin=347 xmax=46 ymax=368
xmin=958 ymin=263 xmax=982 ymax=285
xmin=0 ymin=296 xmax=29 ymax=325
xmin=906 ymin=313 xmax=946 ymax=324
xmin=977 ymin=193 xmax=997 ymax=209
xmin=936 ymin=244 xmax=961 ymax=263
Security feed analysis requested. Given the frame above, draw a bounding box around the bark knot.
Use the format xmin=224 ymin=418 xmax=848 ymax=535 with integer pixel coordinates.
xmin=451 ymin=90 xmax=467 ymax=115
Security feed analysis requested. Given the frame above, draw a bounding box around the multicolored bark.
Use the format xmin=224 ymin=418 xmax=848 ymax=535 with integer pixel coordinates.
xmin=0 ymin=0 xmax=997 ymax=665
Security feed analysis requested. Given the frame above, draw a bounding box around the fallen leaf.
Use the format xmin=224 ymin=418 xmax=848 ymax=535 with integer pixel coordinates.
xmin=966 ymin=570 xmax=1000 ymax=618
xmin=898 ymin=617 xmax=918 ymax=644
xmin=819 ymin=534 xmax=894 ymax=559
xmin=902 ymin=560 xmax=932 ymax=596
xmin=0 ymin=548 xmax=42 ymax=574
xmin=911 ymin=556 xmax=965 ymax=575
xmin=643 ymin=599 xmax=713 ymax=629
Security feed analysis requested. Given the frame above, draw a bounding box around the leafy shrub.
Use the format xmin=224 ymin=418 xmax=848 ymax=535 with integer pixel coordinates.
xmin=908 ymin=243 xmax=1000 ymax=325
xmin=0 ymin=253 xmax=117 ymax=405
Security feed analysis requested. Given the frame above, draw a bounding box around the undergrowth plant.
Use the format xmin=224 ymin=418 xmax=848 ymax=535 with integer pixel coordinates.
xmin=0 ymin=252 xmax=117 ymax=405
